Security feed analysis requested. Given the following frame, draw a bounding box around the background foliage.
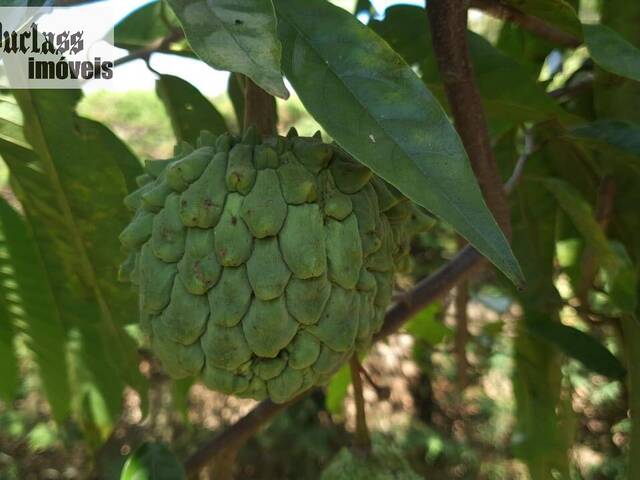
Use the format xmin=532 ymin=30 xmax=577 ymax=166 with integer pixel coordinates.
xmin=0 ymin=0 xmax=639 ymax=479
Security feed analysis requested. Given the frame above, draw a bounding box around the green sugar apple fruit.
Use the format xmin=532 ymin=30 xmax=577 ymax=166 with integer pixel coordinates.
xmin=119 ymin=128 xmax=432 ymax=404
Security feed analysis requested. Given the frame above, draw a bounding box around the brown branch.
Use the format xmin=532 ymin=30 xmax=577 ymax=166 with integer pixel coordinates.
xmin=469 ymin=0 xmax=581 ymax=48
xmin=114 ymin=30 xmax=184 ymax=68
xmin=243 ymin=78 xmax=278 ymax=135
xmin=184 ymin=395 xmax=305 ymax=478
xmin=427 ymin=0 xmax=511 ymax=238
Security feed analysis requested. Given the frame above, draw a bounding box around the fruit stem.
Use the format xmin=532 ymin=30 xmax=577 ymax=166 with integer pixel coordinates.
xmin=350 ymin=355 xmax=372 ymax=454
xmin=243 ymin=77 xmax=277 ymax=136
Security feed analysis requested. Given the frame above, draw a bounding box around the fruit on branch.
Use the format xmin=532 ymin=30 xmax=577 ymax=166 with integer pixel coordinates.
xmin=119 ymin=128 xmax=433 ymax=403
xmin=321 ymin=437 xmax=421 ymax=479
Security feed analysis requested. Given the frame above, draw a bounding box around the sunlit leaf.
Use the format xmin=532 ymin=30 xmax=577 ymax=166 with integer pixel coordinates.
xmin=325 ymin=364 xmax=350 ymax=416
xmin=0 ymin=89 xmax=146 ymax=422
xmin=404 ymin=303 xmax=451 ymax=346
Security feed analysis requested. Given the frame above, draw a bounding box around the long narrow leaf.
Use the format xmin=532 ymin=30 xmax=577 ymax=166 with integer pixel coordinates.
xmin=0 ymin=89 xmax=147 ymax=420
xmin=0 ymin=196 xmax=70 ymax=419
xmin=274 ymin=0 xmax=523 ymax=286
xmin=525 ymin=322 xmax=626 ymax=379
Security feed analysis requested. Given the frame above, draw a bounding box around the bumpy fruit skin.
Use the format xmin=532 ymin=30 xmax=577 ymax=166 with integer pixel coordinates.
xmin=321 ymin=438 xmax=421 ymax=480
xmin=119 ymin=129 xmax=432 ymax=403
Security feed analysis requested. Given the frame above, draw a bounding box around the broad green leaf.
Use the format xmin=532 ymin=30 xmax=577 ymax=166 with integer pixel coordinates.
xmin=275 ymin=0 xmax=523 ymax=286
xmin=502 ymin=0 xmax=582 ymax=38
xmin=525 ymin=322 xmax=626 ymax=379
xmin=167 ymin=0 xmax=289 ymax=99
xmin=325 ymin=364 xmax=350 ymax=416
xmin=0 ymin=89 xmax=146 ymax=420
xmin=156 ymin=74 xmax=228 ymax=144
xmin=0 ymin=196 xmax=70 ymax=420
xmin=572 ymin=119 xmax=640 ymax=157
xmin=404 ymin=303 xmax=451 ymax=346
xmin=585 ymin=24 xmax=640 ymax=83
xmin=120 ymin=443 xmax=186 ymax=480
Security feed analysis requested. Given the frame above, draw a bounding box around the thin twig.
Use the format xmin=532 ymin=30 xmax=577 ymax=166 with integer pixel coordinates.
xmin=113 ymin=30 xmax=184 ymax=68
xmin=454 ymin=276 xmax=470 ymax=390
xmin=504 ymin=128 xmax=533 ymax=194
xmin=350 ymin=356 xmax=372 ymax=452
xmin=469 ymin=0 xmax=581 ymax=48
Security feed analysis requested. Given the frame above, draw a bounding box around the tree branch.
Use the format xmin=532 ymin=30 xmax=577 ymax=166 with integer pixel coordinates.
xmin=469 ymin=0 xmax=581 ymax=48
xmin=184 ymin=395 xmax=304 ymax=478
xmin=113 ymin=30 xmax=184 ymax=68
xmin=427 ymin=0 xmax=511 ymax=238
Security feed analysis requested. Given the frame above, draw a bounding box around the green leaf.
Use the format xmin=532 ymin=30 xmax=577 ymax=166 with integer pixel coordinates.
xmin=167 ymin=0 xmax=289 ymax=99
xmin=572 ymin=119 xmax=640 ymax=157
xmin=502 ymin=0 xmax=582 ymax=38
xmin=325 ymin=364 xmax=350 ymax=416
xmin=585 ymin=24 xmax=640 ymax=83
xmin=275 ymin=0 xmax=523 ymax=286
xmin=0 ymin=89 xmax=146 ymax=420
xmin=156 ymin=74 xmax=228 ymax=145
xmin=120 ymin=443 xmax=186 ymax=480
xmin=525 ymin=322 xmax=626 ymax=379
xmin=404 ymin=303 xmax=451 ymax=346
xmin=0 ymin=197 xmax=70 ymax=420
